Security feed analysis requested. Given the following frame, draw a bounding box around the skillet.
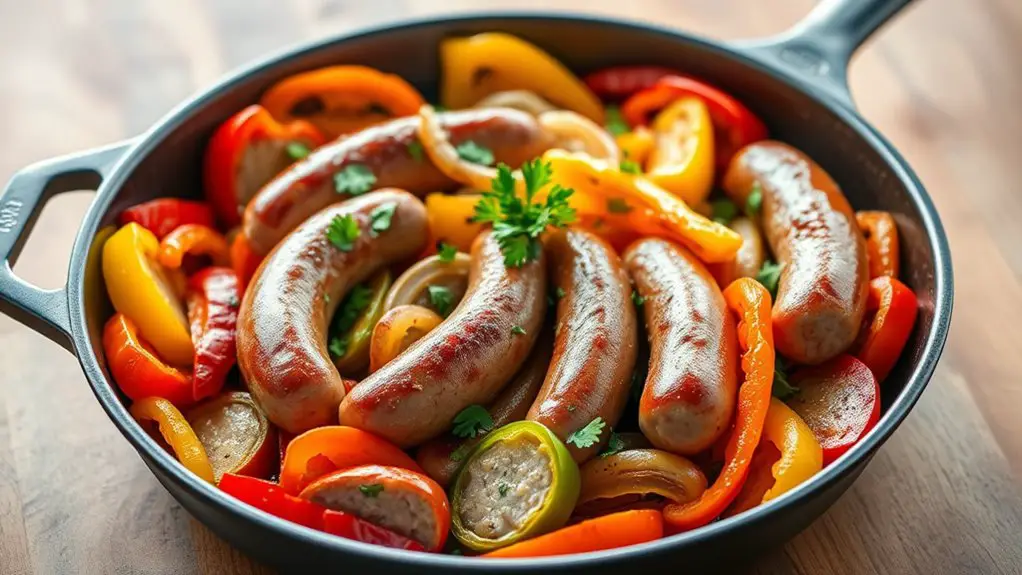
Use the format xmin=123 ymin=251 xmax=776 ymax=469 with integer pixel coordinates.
xmin=0 ymin=0 xmax=953 ymax=571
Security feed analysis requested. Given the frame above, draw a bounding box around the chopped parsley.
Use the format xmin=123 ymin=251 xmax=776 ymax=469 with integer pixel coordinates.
xmin=407 ymin=140 xmax=425 ymax=163
xmin=455 ymin=140 xmax=495 ymax=166
xmin=473 ymin=160 xmax=576 ymax=267
xmin=327 ymin=283 xmax=374 ymax=358
xmin=773 ymin=357 xmax=800 ymax=400
xmin=451 ymin=405 xmax=494 ymax=439
xmin=606 ymin=198 xmax=633 ymax=214
xmin=286 ymin=141 xmax=311 ymax=161
xmin=745 ymin=182 xmax=763 ymax=216
xmin=227 ymin=295 xmax=239 ymax=309
xmin=619 ymin=159 xmax=642 ymax=174
xmin=755 ymin=260 xmax=784 ymax=300
xmin=359 ymin=484 xmax=384 ymax=497
xmin=511 ymin=325 xmax=527 ymax=336
xmin=566 ymin=417 xmax=606 ymax=449
xmin=325 ymin=214 xmax=360 ymax=251
xmin=631 ymin=290 xmax=645 ymax=307
xmin=437 ymin=242 xmax=458 ymax=263
xmin=498 ymin=483 xmax=510 ymax=498
xmin=369 ymin=201 xmax=397 ymax=236
xmin=604 ymin=105 xmax=630 ymax=136
xmin=711 ymin=199 xmax=739 ymax=225
xmin=600 ymin=430 xmax=626 ymax=458
xmin=333 ymin=164 xmax=377 ymax=196
xmin=427 ymin=285 xmax=454 ymax=317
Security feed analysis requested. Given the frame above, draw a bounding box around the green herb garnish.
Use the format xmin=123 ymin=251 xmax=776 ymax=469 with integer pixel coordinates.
xmin=773 ymin=357 xmax=800 ymax=400
xmin=498 ymin=483 xmax=510 ymax=498
xmin=755 ymin=260 xmax=784 ymax=299
xmin=369 ymin=201 xmax=397 ymax=236
xmin=745 ymin=182 xmax=763 ymax=216
xmin=325 ymin=214 xmax=360 ymax=251
xmin=456 ymin=141 xmax=495 ymax=166
xmin=600 ymin=431 xmax=626 ymax=458
xmin=473 ymin=160 xmax=576 ymax=267
xmin=359 ymin=484 xmax=384 ymax=498
xmin=606 ymin=198 xmax=633 ymax=214
xmin=407 ymin=140 xmax=425 ymax=163
xmin=437 ymin=242 xmax=458 ymax=263
xmin=604 ymin=105 xmax=630 ymax=136
xmin=511 ymin=325 xmax=527 ymax=336
xmin=286 ymin=141 xmax=311 ymax=161
xmin=711 ymin=199 xmax=739 ymax=225
xmin=619 ymin=159 xmax=642 ymax=174
xmin=327 ymin=283 xmax=374 ymax=358
xmin=631 ymin=290 xmax=645 ymax=307
xmin=333 ymin=164 xmax=377 ymax=196
xmin=427 ymin=285 xmax=454 ymax=317
xmin=452 ymin=405 xmax=494 ymax=439
xmin=566 ymin=417 xmax=606 ymax=449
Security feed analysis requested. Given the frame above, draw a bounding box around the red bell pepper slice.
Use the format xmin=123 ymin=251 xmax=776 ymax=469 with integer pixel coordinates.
xmin=219 ymin=473 xmax=325 ymax=530
xmin=854 ymin=276 xmax=919 ymax=383
xmin=583 ymin=66 xmax=678 ymax=101
xmin=119 ymin=198 xmax=217 ymax=240
xmin=230 ymin=233 xmax=264 ymax=290
xmin=159 ymin=224 xmax=232 ymax=270
xmin=621 ymin=76 xmax=768 ymax=168
xmin=203 ymin=104 xmax=326 ymax=227
xmin=787 ymin=355 xmax=880 ymax=465
xmin=103 ymin=313 xmax=194 ymax=407
xmin=322 ymin=511 xmax=426 ymax=551
xmin=186 ymin=267 xmax=241 ymax=401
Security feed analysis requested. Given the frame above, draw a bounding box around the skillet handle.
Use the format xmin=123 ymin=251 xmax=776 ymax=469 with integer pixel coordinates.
xmin=733 ymin=0 xmax=916 ymax=109
xmin=0 ymin=141 xmax=133 ymax=351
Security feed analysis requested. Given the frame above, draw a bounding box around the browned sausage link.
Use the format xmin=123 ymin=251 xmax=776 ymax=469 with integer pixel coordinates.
xmin=624 ymin=238 xmax=738 ymax=455
xmin=709 ymin=216 xmax=766 ymax=287
xmin=527 ymin=229 xmax=638 ymax=462
xmin=237 ymin=191 xmax=429 ymax=434
xmin=722 ymin=141 xmax=868 ymax=364
xmin=338 ymin=231 xmax=547 ymax=447
xmin=415 ymin=332 xmax=552 ymax=487
xmin=243 ymin=109 xmax=551 ymax=255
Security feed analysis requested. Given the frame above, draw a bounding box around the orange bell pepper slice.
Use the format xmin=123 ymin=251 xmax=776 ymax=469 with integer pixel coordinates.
xmin=425 ymin=192 xmax=486 ymax=253
xmin=130 ymin=396 xmax=215 ymax=483
xmin=616 ymin=126 xmax=655 ymax=168
xmin=856 ymin=210 xmax=900 ymax=279
xmin=483 ymin=510 xmax=664 ymax=558
xmin=158 ymin=224 xmax=231 ymax=269
xmin=203 ymin=104 xmax=325 ymax=227
xmin=279 ymin=426 xmax=423 ymax=495
xmin=853 ymin=276 xmax=918 ymax=382
xmin=664 ymin=278 xmax=773 ymax=531
xmin=229 ymin=232 xmax=264 ymax=290
xmin=646 ymin=97 xmax=715 ymax=206
xmin=261 ymin=66 xmax=425 ymax=140
xmin=104 ymin=313 xmax=194 ymax=407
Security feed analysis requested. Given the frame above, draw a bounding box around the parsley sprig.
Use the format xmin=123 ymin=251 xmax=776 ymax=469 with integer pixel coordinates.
xmin=451 ymin=405 xmax=494 ymax=439
xmin=473 ymin=160 xmax=576 ymax=268
xmin=566 ymin=417 xmax=606 ymax=449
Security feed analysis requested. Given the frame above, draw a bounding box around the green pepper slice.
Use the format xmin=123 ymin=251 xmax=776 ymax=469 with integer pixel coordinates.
xmin=331 ymin=270 xmax=392 ymax=374
xmin=450 ymin=421 xmax=581 ymax=552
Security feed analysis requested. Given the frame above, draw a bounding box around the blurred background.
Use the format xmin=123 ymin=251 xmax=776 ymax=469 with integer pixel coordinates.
xmin=1 ymin=0 xmax=1020 ymax=573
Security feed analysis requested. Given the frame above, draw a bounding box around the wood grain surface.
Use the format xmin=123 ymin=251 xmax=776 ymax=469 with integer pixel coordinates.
xmin=1 ymin=0 xmax=1021 ymax=573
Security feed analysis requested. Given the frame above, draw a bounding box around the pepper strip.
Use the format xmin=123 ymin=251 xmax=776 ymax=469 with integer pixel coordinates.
xmin=130 ymin=397 xmax=215 ymax=483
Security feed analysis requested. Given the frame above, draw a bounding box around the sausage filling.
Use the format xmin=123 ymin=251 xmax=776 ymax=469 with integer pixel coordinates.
xmin=306 ymin=487 xmax=438 ymax=547
xmin=456 ymin=435 xmax=553 ymax=539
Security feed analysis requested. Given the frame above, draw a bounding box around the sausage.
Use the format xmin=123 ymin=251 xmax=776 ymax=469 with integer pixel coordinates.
xmin=722 ymin=141 xmax=868 ymax=364
xmin=338 ymin=231 xmax=547 ymax=447
xmin=709 ymin=216 xmax=766 ymax=287
xmin=624 ymin=238 xmax=739 ymax=455
xmin=527 ymin=229 xmax=638 ymax=462
xmin=243 ymin=108 xmax=551 ymax=255
xmin=415 ymin=332 xmax=552 ymax=487
xmin=236 ymin=191 xmax=429 ymax=433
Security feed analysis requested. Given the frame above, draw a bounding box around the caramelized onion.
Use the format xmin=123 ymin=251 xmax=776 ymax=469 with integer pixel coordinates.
xmin=474 ymin=90 xmax=559 ymax=116
xmin=383 ymin=253 xmax=471 ymax=312
xmin=575 ymin=449 xmax=707 ymax=517
xmin=417 ymin=105 xmax=498 ymax=191
xmin=538 ymin=110 xmax=620 ymax=162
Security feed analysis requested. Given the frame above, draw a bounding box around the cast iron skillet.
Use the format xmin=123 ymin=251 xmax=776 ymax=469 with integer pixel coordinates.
xmin=0 ymin=0 xmax=952 ymax=572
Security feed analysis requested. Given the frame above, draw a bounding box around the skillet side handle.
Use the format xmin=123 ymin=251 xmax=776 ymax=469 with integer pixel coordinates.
xmin=733 ymin=0 xmax=916 ymax=109
xmin=0 ymin=141 xmax=132 ymax=351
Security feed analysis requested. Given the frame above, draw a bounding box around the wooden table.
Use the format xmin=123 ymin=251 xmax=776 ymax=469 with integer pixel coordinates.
xmin=1 ymin=0 xmax=1021 ymax=573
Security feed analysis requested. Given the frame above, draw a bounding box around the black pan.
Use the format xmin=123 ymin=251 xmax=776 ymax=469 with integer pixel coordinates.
xmin=0 ymin=0 xmax=952 ymax=572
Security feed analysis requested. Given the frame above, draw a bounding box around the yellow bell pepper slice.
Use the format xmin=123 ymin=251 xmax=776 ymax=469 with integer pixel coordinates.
xmin=440 ymin=33 xmax=604 ymax=122
xmin=761 ymin=398 xmax=823 ymax=500
xmin=616 ymin=127 xmax=655 ymax=168
xmin=130 ymin=397 xmax=215 ymax=483
xmin=646 ymin=97 xmax=715 ymax=206
xmin=102 ymin=223 xmax=194 ymax=367
xmin=543 ymin=150 xmax=742 ymax=263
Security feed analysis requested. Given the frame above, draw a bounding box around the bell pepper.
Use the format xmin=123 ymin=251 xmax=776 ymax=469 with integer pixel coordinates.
xmin=440 ymin=32 xmax=604 ymax=122
xmin=664 ymin=278 xmax=773 ymax=531
xmin=425 ymin=193 xmax=486 ymax=253
xmin=789 ymin=355 xmax=880 ymax=465
xmin=103 ymin=313 xmax=194 ymax=406
xmin=102 ymin=223 xmax=194 ymax=367
xmin=130 ymin=396 xmax=215 ymax=483
xmin=204 ymin=105 xmax=325 ymax=227
xmin=322 ymin=511 xmax=426 ymax=552
xmin=279 ymin=426 xmax=422 ymax=495
xmin=300 ymin=465 xmax=450 ymax=552
xmin=583 ymin=66 xmax=678 ymax=101
xmin=646 ymin=97 xmax=715 ymax=206
xmin=186 ymin=268 xmax=241 ymax=401
xmin=543 ymin=150 xmax=742 ymax=263
xmin=483 ymin=510 xmax=663 ymax=558
xmin=260 ymin=67 xmax=424 ymax=140
xmin=219 ymin=472 xmax=328 ymax=530
xmin=119 ymin=198 xmax=217 ymax=240
xmin=369 ymin=305 xmax=444 ymax=373
xmin=725 ymin=398 xmax=823 ymax=516
xmin=856 ymin=211 xmax=900 ymax=279
xmin=622 ymin=75 xmax=768 ymax=168
xmin=854 ymin=276 xmax=918 ymax=383
xmin=230 ymin=232 xmax=264 ymax=290
xmin=158 ymin=224 xmax=231 ymax=270
xmin=616 ymin=127 xmax=655 ymax=169
xmin=329 ymin=270 xmax=392 ymax=375
xmin=450 ymin=421 xmax=581 ymax=552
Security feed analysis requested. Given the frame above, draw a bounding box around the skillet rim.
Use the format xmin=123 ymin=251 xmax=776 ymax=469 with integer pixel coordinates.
xmin=64 ymin=11 xmax=953 ymax=571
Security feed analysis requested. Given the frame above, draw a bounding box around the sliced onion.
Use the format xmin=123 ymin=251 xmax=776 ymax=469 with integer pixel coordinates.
xmin=473 ymin=90 xmax=559 ymax=116
xmin=574 ymin=449 xmax=707 ymax=518
xmin=418 ymin=105 xmax=497 ymax=191
xmin=538 ymin=110 xmax=620 ymax=162
xmin=383 ymin=253 xmax=472 ymax=311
